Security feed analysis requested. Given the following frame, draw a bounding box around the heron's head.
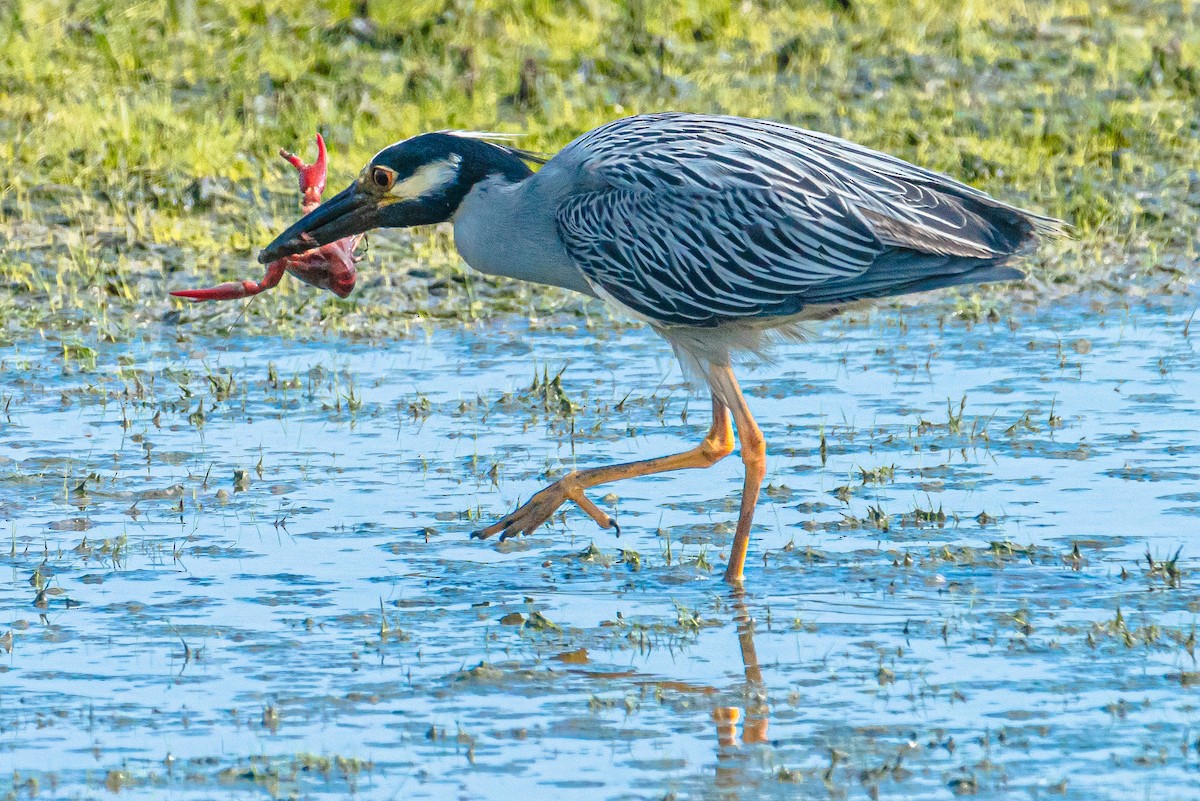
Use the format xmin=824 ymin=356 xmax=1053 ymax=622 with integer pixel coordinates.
xmin=259 ymin=132 xmax=539 ymax=264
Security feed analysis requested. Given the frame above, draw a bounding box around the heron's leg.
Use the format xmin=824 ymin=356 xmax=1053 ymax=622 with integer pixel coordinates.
xmin=707 ymin=364 xmax=766 ymax=585
xmin=472 ymin=397 xmax=734 ymax=541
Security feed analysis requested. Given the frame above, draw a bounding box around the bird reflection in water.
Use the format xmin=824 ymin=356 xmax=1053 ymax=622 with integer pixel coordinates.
xmin=713 ymin=591 xmax=771 ymax=790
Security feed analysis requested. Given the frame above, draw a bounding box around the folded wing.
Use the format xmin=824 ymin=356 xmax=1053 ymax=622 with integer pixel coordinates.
xmin=555 ymin=114 xmax=1059 ymax=327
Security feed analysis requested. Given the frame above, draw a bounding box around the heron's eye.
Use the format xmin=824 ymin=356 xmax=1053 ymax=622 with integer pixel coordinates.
xmin=370 ymin=167 xmax=395 ymax=191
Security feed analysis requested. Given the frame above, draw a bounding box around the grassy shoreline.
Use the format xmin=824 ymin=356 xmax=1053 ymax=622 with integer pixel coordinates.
xmin=1 ymin=0 xmax=1197 ymax=342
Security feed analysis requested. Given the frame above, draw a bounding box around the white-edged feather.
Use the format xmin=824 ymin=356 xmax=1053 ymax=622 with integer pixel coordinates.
xmin=387 ymin=155 xmax=462 ymax=201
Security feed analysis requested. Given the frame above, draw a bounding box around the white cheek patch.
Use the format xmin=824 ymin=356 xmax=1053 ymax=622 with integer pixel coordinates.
xmin=389 ymin=155 xmax=462 ymax=201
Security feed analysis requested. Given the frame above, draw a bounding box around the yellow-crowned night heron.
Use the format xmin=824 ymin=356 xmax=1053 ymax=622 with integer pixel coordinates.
xmin=260 ymin=112 xmax=1061 ymax=583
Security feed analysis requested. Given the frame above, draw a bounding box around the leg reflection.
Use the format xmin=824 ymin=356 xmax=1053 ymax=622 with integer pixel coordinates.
xmin=734 ymin=593 xmax=769 ymax=744
xmin=713 ymin=590 xmax=771 ymax=788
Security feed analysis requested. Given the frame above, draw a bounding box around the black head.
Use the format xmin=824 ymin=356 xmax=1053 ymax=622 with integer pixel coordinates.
xmin=258 ymin=133 xmax=539 ymax=263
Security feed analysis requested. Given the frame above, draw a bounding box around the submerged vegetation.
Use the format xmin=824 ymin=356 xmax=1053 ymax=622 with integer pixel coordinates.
xmin=1 ymin=0 xmax=1198 ymax=341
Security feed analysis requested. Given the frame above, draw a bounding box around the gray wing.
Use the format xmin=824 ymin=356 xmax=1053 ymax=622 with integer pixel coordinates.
xmin=558 ymin=186 xmax=882 ymax=324
xmin=554 ymin=113 xmax=1058 ymax=327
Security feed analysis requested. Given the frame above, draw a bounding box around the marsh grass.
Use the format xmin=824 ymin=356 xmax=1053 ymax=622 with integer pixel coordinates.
xmin=1 ymin=0 xmax=1198 ymax=342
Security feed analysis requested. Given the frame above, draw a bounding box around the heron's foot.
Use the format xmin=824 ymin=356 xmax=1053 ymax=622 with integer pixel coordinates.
xmin=472 ymin=475 xmax=619 ymax=542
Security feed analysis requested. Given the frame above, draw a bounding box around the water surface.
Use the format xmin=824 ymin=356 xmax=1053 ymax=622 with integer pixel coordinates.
xmin=2 ymin=295 xmax=1199 ymax=800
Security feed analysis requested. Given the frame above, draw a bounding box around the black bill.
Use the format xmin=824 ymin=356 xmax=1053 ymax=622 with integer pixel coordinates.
xmin=258 ymin=184 xmax=379 ymax=264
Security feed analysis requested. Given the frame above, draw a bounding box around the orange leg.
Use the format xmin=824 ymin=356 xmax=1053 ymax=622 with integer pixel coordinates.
xmin=473 ymin=397 xmax=735 ymax=541
xmin=707 ymin=364 xmax=766 ymax=584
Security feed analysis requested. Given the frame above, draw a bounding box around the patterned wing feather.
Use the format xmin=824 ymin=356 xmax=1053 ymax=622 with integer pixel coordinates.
xmin=553 ymin=114 xmax=1056 ymax=326
xmin=558 ymin=186 xmax=883 ymax=326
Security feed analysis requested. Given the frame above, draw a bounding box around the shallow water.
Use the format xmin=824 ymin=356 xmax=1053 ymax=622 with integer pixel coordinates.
xmin=2 ymin=295 xmax=1199 ymax=800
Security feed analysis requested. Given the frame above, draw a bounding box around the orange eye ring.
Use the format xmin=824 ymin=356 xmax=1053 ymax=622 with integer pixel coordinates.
xmin=370 ymin=166 xmax=395 ymax=191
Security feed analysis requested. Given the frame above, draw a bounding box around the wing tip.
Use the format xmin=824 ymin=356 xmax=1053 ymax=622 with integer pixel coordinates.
xmin=1029 ymin=213 xmax=1070 ymax=239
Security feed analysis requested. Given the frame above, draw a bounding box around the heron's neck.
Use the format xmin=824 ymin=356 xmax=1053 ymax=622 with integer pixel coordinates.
xmin=452 ymin=174 xmax=596 ymax=296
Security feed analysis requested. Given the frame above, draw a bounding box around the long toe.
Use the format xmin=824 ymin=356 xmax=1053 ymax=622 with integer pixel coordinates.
xmin=470 ymin=515 xmax=511 ymax=540
xmin=471 ymin=489 xmax=564 ymax=542
xmin=470 ymin=478 xmax=623 ymax=544
xmin=471 ymin=504 xmax=531 ymax=540
xmin=564 ymin=485 xmax=618 ymax=533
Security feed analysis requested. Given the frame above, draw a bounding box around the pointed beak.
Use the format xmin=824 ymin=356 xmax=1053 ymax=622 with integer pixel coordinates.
xmin=258 ymin=184 xmax=381 ymax=264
